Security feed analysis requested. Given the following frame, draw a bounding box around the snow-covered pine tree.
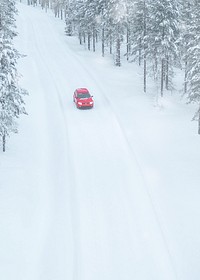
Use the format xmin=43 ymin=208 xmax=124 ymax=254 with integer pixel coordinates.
xmin=51 ymin=0 xmax=66 ymax=18
xmin=83 ymin=0 xmax=99 ymax=52
xmin=75 ymin=0 xmax=87 ymax=45
xmin=130 ymin=0 xmax=147 ymax=64
xmin=27 ymin=0 xmax=37 ymax=6
xmin=96 ymin=0 xmax=107 ymax=57
xmin=148 ymin=0 xmax=180 ymax=96
xmin=124 ymin=0 xmax=135 ymax=62
xmin=65 ymin=0 xmax=88 ymax=44
xmin=130 ymin=0 xmax=149 ymax=92
xmin=65 ymin=0 xmax=100 ymax=51
xmin=65 ymin=0 xmax=75 ymax=36
xmin=64 ymin=0 xmax=128 ymax=65
xmin=184 ymin=0 xmax=200 ymax=134
xmin=0 ymin=0 xmax=27 ymax=152
xmin=106 ymin=0 xmax=127 ymax=66
xmin=97 ymin=0 xmax=117 ymax=57
xmin=179 ymin=0 xmax=193 ymax=94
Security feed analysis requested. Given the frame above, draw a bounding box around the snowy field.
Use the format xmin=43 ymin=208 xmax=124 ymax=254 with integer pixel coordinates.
xmin=1 ymin=1 xmax=200 ymax=280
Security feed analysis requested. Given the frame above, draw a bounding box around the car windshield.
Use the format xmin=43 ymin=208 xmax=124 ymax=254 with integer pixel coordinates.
xmin=77 ymin=93 xmax=91 ymax=98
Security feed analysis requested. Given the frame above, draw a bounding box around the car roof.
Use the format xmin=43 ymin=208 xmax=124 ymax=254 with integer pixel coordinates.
xmin=76 ymin=88 xmax=89 ymax=93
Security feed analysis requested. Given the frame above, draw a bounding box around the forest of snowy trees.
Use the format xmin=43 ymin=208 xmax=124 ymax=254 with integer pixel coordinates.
xmin=1 ymin=0 xmax=200 ymax=151
xmin=0 ymin=0 xmax=27 ymax=152
xmin=27 ymin=0 xmax=200 ymax=134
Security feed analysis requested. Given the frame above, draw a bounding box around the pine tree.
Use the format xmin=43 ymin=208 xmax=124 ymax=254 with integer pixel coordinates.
xmin=130 ymin=0 xmax=149 ymax=92
xmin=105 ymin=0 xmax=127 ymax=66
xmin=179 ymin=0 xmax=193 ymax=94
xmin=65 ymin=0 xmax=75 ymax=36
xmin=184 ymin=0 xmax=200 ymax=134
xmin=98 ymin=0 xmax=114 ymax=56
xmin=83 ymin=0 xmax=99 ymax=51
xmin=0 ymin=0 xmax=27 ymax=152
xmin=148 ymin=0 xmax=180 ymax=96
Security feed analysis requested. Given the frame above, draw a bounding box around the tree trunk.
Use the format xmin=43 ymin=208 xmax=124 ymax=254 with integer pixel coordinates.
xmin=79 ymin=31 xmax=82 ymax=45
xmin=143 ymin=0 xmax=147 ymax=92
xmin=116 ymin=38 xmax=121 ymax=66
xmin=139 ymin=38 xmax=142 ymax=66
xmin=198 ymin=105 xmax=200 ymax=135
xmin=154 ymin=48 xmax=158 ymax=80
xmin=144 ymin=52 xmax=147 ymax=93
xmin=161 ymin=58 xmax=165 ymax=97
xmin=66 ymin=21 xmax=72 ymax=36
xmin=109 ymin=34 xmax=112 ymax=54
xmin=92 ymin=27 xmax=95 ymax=52
xmin=2 ymin=134 xmax=5 ymax=152
xmin=88 ymin=33 xmax=91 ymax=50
xmin=115 ymin=24 xmax=121 ymax=66
xmin=83 ymin=32 xmax=86 ymax=44
xmin=126 ymin=25 xmax=130 ymax=61
xmin=184 ymin=59 xmax=188 ymax=94
xmin=165 ymin=55 xmax=169 ymax=90
xmin=102 ymin=27 xmax=105 ymax=57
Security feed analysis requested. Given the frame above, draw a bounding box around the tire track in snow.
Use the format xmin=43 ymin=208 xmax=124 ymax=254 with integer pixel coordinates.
xmin=22 ymin=4 xmax=178 ymax=280
xmin=63 ymin=49 xmax=178 ymax=279
xmin=46 ymin=43 xmax=178 ymax=280
xmin=27 ymin=15 xmax=80 ymax=280
xmin=28 ymin=23 xmax=144 ymax=279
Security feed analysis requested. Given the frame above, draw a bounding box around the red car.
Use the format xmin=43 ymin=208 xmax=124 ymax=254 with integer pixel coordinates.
xmin=73 ymin=88 xmax=94 ymax=109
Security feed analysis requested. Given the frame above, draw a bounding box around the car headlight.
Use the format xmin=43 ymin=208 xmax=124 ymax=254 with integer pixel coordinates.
xmin=78 ymin=102 xmax=82 ymax=105
xmin=89 ymin=102 xmax=93 ymax=105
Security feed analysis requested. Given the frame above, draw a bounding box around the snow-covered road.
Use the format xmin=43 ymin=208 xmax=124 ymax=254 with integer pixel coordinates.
xmin=1 ymin=2 xmax=200 ymax=280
